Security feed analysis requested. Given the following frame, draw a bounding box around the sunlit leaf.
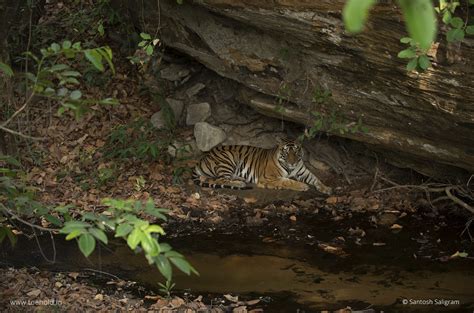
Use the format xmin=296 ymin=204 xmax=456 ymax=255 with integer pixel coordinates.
xmin=84 ymin=49 xmax=104 ymax=72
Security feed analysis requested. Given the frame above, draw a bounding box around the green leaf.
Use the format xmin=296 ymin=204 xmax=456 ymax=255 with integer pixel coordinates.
xmin=70 ymin=90 xmax=82 ymax=100
xmin=45 ymin=214 xmax=62 ymax=226
xmin=65 ymin=229 xmax=84 ymax=240
xmin=140 ymin=32 xmax=151 ymax=40
xmin=60 ymin=221 xmax=90 ymax=233
xmin=400 ymin=37 xmax=412 ymax=44
xmin=466 ymin=25 xmax=474 ymax=35
xmin=72 ymin=42 xmax=82 ymax=50
xmin=78 ymin=233 xmax=96 ymax=257
xmin=62 ymin=40 xmax=72 ymax=49
xmin=145 ymin=225 xmax=165 ymax=235
xmin=342 ymin=0 xmax=377 ymax=33
xmin=470 ymin=0 xmax=474 ymax=5
xmin=99 ymin=98 xmax=119 ymax=105
xmin=145 ymin=45 xmax=154 ymax=56
xmin=115 ymin=224 xmax=133 ymax=237
xmin=447 ymin=28 xmax=465 ymax=42
xmin=418 ymin=54 xmax=431 ymax=69
xmin=170 ymin=257 xmax=198 ymax=276
xmin=84 ymin=49 xmax=104 ymax=72
xmin=126 ymin=228 xmax=142 ymax=250
xmin=398 ymin=0 xmax=437 ymax=50
xmin=96 ymin=47 xmax=115 ymax=74
xmin=397 ymin=48 xmax=416 ymax=58
xmin=140 ymin=233 xmax=157 ymax=255
xmin=450 ymin=17 xmax=464 ymax=28
xmin=0 ymin=155 xmax=21 ymax=167
xmin=61 ymin=70 xmax=81 ymax=77
xmin=406 ymin=57 xmax=418 ymax=71
xmin=51 ymin=43 xmax=61 ymax=53
xmin=156 ymin=255 xmax=172 ymax=281
xmin=442 ymin=10 xmax=452 ymax=24
xmin=89 ymin=228 xmax=108 ymax=244
xmin=0 ymin=62 xmax=14 ymax=77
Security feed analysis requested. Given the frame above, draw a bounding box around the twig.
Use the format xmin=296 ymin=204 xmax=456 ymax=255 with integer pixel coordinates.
xmin=0 ymin=124 xmax=45 ymax=140
xmin=370 ymin=166 xmax=379 ymax=192
xmin=83 ymin=268 xmax=120 ymax=280
xmin=1 ymin=207 xmax=60 ymax=232
xmin=32 ymin=227 xmax=57 ymax=264
xmin=445 ymin=187 xmax=474 ymax=214
xmin=461 ymin=217 xmax=473 ymax=242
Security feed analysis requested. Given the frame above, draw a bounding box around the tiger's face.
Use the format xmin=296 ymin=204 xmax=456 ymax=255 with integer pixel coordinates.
xmin=278 ymin=141 xmax=303 ymax=170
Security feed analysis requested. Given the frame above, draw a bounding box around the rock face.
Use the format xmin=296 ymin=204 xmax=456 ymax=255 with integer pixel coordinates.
xmin=186 ymin=102 xmax=212 ymax=125
xmin=150 ymin=98 xmax=184 ymax=129
xmin=116 ymin=0 xmax=474 ymax=177
xmin=194 ymin=122 xmax=227 ymax=151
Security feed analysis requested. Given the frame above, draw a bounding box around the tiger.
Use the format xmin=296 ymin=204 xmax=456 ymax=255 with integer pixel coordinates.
xmin=192 ymin=139 xmax=332 ymax=194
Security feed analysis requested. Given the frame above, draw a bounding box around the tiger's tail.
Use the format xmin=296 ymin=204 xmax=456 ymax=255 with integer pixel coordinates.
xmin=192 ymin=171 xmax=252 ymax=190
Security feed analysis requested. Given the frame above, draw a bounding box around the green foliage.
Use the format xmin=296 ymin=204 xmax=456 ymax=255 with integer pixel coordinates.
xmin=274 ymin=83 xmax=292 ymax=113
xmin=397 ymin=0 xmax=437 ymax=50
xmin=436 ymin=0 xmax=474 ymax=43
xmin=59 ymin=198 xmax=198 ymax=280
xmin=128 ymin=33 xmax=161 ymax=66
xmin=299 ymin=88 xmax=367 ymax=141
xmin=397 ymin=37 xmax=432 ymax=71
xmin=0 ymin=62 xmax=14 ymax=77
xmin=11 ymin=40 xmax=118 ymax=119
xmin=103 ymin=118 xmax=172 ymax=161
xmin=343 ymin=0 xmax=376 ymax=33
xmin=344 ymin=0 xmax=436 ymax=50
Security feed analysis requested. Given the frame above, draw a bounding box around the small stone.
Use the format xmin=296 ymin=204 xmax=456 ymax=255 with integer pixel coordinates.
xmin=377 ymin=213 xmax=398 ymax=226
xmin=94 ymin=293 xmax=104 ymax=301
xmin=186 ymin=102 xmax=211 ymax=125
xmin=151 ymin=98 xmax=184 ymax=129
xmin=185 ymin=83 xmax=206 ymax=98
xmin=194 ymin=122 xmax=227 ymax=151
xmin=160 ymin=64 xmax=190 ymax=81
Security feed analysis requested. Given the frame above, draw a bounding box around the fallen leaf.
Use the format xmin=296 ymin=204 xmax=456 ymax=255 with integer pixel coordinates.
xmin=450 ymin=251 xmax=469 ymax=259
xmin=373 ymin=242 xmax=386 ymax=246
xmin=289 ymin=215 xmax=297 ymax=222
xmin=390 ymin=223 xmax=403 ymax=230
xmin=68 ymin=272 xmax=79 ymax=280
xmin=224 ymin=294 xmax=239 ymax=303
xmin=243 ymin=196 xmax=258 ymax=204
xmin=94 ymin=294 xmax=104 ymax=301
xmin=326 ymin=196 xmax=338 ymax=204
xmin=26 ymin=289 xmax=41 ymax=297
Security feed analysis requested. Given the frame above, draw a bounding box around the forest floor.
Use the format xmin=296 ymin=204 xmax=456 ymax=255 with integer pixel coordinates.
xmin=1 ymin=1 xmax=474 ymax=312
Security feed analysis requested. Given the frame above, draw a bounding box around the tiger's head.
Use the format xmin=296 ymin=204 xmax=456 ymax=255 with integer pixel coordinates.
xmin=276 ymin=139 xmax=303 ymax=171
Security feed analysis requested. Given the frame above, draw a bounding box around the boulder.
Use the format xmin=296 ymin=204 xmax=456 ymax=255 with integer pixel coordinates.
xmin=160 ymin=64 xmax=190 ymax=81
xmin=150 ymin=98 xmax=184 ymax=129
xmin=194 ymin=122 xmax=227 ymax=151
xmin=186 ymin=102 xmax=211 ymax=125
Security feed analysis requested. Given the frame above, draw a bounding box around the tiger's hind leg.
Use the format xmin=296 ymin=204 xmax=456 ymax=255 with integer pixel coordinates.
xmin=257 ymin=178 xmax=309 ymax=191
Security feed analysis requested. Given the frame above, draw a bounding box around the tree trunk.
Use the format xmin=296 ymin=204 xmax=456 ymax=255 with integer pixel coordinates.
xmin=117 ymin=0 xmax=474 ymax=178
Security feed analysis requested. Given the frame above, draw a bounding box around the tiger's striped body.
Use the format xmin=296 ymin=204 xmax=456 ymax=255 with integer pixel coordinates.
xmin=192 ymin=140 xmax=332 ymax=194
